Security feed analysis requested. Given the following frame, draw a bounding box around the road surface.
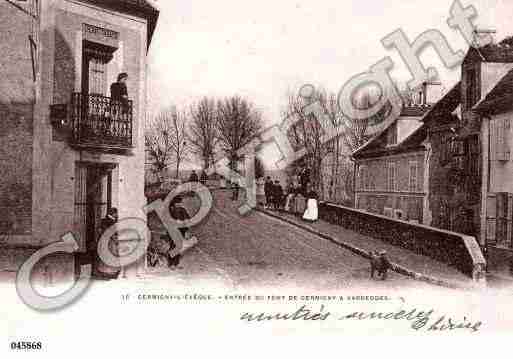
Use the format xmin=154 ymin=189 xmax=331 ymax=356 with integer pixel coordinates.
xmin=148 ymin=190 xmax=438 ymax=291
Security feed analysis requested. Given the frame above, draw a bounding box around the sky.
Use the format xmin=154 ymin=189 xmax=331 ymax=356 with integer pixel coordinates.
xmin=145 ymin=0 xmax=512 ymax=169
xmin=146 ymin=0 xmax=513 ymax=124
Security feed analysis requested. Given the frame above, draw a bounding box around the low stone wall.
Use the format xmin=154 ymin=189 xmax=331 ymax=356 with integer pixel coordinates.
xmin=319 ymin=202 xmax=486 ymax=280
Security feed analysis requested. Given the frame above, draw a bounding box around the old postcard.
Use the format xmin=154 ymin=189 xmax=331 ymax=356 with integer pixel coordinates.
xmin=1 ymin=0 xmax=512 ymax=357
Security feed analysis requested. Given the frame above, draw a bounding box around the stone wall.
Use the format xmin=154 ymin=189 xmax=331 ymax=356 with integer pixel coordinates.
xmin=0 ymin=1 xmax=35 ymax=235
xmin=319 ymin=201 xmax=486 ymax=278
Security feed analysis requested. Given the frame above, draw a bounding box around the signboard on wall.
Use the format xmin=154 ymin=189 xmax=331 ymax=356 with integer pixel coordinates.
xmin=82 ymin=23 xmax=119 ymax=49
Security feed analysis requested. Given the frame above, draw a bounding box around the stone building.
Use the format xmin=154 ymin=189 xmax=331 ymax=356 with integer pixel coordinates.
xmin=470 ymin=38 xmax=513 ymax=271
xmin=353 ymin=37 xmax=513 ymax=272
xmin=352 ymin=83 xmax=439 ymax=223
xmin=0 ymin=0 xmax=159 ymax=278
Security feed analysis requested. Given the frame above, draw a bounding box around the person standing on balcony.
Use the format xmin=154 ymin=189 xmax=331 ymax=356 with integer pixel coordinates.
xmin=110 ymin=72 xmax=129 ymax=106
xmin=110 ymin=73 xmax=129 ymax=137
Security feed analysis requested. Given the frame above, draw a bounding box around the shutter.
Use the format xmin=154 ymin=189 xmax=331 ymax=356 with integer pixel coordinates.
xmin=497 ymin=192 xmax=508 ymax=247
xmin=508 ymin=194 xmax=513 ymax=249
xmin=490 ymin=120 xmax=497 ymax=161
xmin=486 ymin=193 xmax=497 ymax=246
xmin=409 ymin=161 xmax=418 ymax=192
xmin=74 ymin=164 xmax=88 ymax=252
xmin=496 ymin=118 xmax=507 ymax=161
xmin=394 ymin=162 xmax=398 ymax=192
xmin=502 ymin=118 xmax=511 ymax=161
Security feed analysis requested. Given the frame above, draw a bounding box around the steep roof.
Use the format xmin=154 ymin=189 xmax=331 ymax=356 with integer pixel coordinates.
xmin=464 ymin=37 xmax=513 ymax=64
xmin=473 ymin=68 xmax=513 ymax=115
xmin=352 ymin=104 xmax=431 ymax=159
xmin=352 ymin=84 xmax=461 ymax=159
xmin=421 ymin=82 xmax=461 ymax=126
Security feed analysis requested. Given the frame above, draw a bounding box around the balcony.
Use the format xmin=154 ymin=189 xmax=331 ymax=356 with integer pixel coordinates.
xmin=70 ymin=92 xmax=133 ymax=153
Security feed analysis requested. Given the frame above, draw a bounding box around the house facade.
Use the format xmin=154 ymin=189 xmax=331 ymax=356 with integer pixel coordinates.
xmin=353 ymin=37 xmax=513 ymax=271
xmin=470 ymin=39 xmax=513 ymax=270
xmin=0 ymin=0 xmax=158 ymax=278
xmin=352 ymin=84 xmax=440 ymax=223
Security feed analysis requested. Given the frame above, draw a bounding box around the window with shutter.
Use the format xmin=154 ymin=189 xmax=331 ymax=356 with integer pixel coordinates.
xmin=409 ymin=161 xmax=418 ymax=192
xmin=387 ymin=162 xmax=396 ymax=192
xmin=495 ymin=118 xmax=510 ymax=161
xmin=363 ymin=166 xmax=369 ymax=191
xmin=504 ymin=118 xmax=511 ymax=160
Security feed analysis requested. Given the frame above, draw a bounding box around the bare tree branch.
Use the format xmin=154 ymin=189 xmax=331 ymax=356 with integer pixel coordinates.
xmin=146 ymin=106 xmax=190 ymax=181
xmin=216 ymin=95 xmax=263 ymax=169
xmin=188 ymin=97 xmax=218 ymax=169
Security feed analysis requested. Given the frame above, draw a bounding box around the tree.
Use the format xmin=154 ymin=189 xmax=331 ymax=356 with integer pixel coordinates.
xmin=168 ymin=107 xmax=189 ymax=178
xmin=146 ymin=106 xmax=189 ymax=181
xmin=285 ymin=87 xmax=331 ymax=195
xmin=188 ymin=97 xmax=218 ymax=170
xmin=216 ymin=96 xmax=263 ymax=170
xmin=255 ymin=156 xmax=265 ymax=179
xmin=283 ymin=85 xmax=382 ymax=202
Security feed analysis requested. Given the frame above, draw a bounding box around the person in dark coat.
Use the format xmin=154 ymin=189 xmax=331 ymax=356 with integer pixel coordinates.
xmin=167 ymin=196 xmax=191 ymax=267
xmin=110 ymin=73 xmax=129 ymax=109
xmin=96 ymin=207 xmax=121 ymax=279
xmin=273 ymin=180 xmax=283 ymax=210
xmin=264 ymin=176 xmax=273 ymax=208
xmin=188 ymin=170 xmax=199 ymax=182
xmin=231 ymin=180 xmax=240 ymax=201
xmin=299 ymin=167 xmax=310 ymax=197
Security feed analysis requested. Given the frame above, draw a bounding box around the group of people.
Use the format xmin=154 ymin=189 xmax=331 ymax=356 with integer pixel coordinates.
xmin=188 ymin=170 xmax=208 ymax=185
xmin=91 ymin=194 xmax=194 ymax=279
xmin=263 ymin=177 xmax=286 ymax=210
xmin=263 ymin=175 xmax=318 ymax=222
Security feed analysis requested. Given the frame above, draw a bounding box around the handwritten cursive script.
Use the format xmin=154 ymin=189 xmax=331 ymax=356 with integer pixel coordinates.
xmin=240 ymin=305 xmax=482 ymax=332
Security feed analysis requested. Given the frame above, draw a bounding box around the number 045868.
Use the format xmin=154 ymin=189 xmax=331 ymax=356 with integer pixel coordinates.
xmin=10 ymin=342 xmax=42 ymax=350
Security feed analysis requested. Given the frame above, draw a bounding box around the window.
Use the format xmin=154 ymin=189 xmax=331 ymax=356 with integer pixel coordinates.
xmin=82 ymin=42 xmax=113 ymax=95
xmin=409 ymin=161 xmax=419 ymax=192
xmin=386 ymin=123 xmax=397 ymax=146
xmin=493 ymin=117 xmax=511 ymax=161
xmin=451 ymin=138 xmax=466 ymax=170
xmin=387 ymin=161 xmax=397 ymax=192
xmin=359 ymin=165 xmax=368 ymax=191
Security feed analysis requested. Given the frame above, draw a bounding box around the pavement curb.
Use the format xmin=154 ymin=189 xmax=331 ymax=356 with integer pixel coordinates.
xmin=256 ymin=208 xmax=478 ymax=291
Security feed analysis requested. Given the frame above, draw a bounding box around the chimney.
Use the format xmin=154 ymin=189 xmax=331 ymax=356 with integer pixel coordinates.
xmin=473 ymin=29 xmax=496 ymax=48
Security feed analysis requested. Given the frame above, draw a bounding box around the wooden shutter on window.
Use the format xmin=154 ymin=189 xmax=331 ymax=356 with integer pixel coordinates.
xmin=409 ymin=161 xmax=418 ymax=192
xmin=486 ymin=193 xmax=497 ymax=246
xmin=494 ymin=118 xmax=510 ymax=161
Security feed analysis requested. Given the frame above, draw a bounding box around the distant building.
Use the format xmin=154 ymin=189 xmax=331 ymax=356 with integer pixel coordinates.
xmin=352 ymin=83 xmax=440 ymax=223
xmin=0 ymin=0 xmax=159 ymax=277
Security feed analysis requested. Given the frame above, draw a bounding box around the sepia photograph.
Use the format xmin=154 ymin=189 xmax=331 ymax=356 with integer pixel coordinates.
xmin=0 ymin=0 xmax=512 ymax=357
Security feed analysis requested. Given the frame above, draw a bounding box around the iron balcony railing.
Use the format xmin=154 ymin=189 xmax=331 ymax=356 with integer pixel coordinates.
xmin=70 ymin=92 xmax=133 ymax=149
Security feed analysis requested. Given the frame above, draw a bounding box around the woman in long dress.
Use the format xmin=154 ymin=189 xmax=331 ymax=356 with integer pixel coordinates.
xmin=302 ymin=189 xmax=318 ymax=222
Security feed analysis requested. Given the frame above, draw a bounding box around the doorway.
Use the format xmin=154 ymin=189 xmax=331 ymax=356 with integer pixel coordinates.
xmin=74 ymin=162 xmax=115 ymax=271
